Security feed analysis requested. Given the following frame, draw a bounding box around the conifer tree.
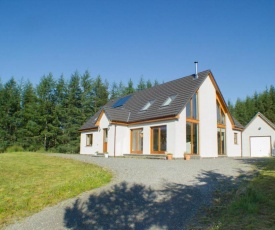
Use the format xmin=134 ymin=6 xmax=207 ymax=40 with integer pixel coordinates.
xmin=124 ymin=78 xmax=135 ymax=95
xmin=0 ymin=78 xmax=21 ymax=150
xmin=36 ymin=73 xmax=57 ymax=151
xmin=81 ymin=70 xmax=94 ymax=118
xmin=65 ymin=71 xmax=83 ymax=153
xmin=146 ymin=79 xmax=152 ymax=88
xmin=110 ymin=82 xmax=119 ymax=99
xmin=136 ymin=77 xmax=146 ymax=91
xmin=17 ymin=81 xmax=40 ymax=150
xmin=92 ymin=75 xmax=109 ymax=113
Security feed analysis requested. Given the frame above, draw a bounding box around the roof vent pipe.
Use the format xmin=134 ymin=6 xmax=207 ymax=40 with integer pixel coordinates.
xmin=194 ymin=61 xmax=198 ymax=79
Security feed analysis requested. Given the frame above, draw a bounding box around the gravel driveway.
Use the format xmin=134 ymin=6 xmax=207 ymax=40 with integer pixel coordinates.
xmin=6 ymin=155 xmax=256 ymax=230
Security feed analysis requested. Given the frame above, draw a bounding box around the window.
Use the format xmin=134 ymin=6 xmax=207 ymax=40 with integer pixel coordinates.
xmin=186 ymin=93 xmax=199 ymax=154
xmin=217 ymin=128 xmax=226 ymax=155
xmin=186 ymin=93 xmax=198 ymax=119
xmin=86 ymin=134 xmax=93 ymax=146
xmin=141 ymin=100 xmax=155 ymax=111
xmin=151 ymin=126 xmax=166 ymax=153
xmin=217 ymin=101 xmax=225 ymax=125
xmin=131 ymin=129 xmax=143 ymax=153
xmin=186 ymin=122 xmax=199 ymax=154
xmin=216 ymin=99 xmax=226 ymax=155
xmin=162 ymin=95 xmax=177 ymax=107
xmin=112 ymin=95 xmax=132 ymax=108
xmin=234 ymin=133 xmax=238 ymax=145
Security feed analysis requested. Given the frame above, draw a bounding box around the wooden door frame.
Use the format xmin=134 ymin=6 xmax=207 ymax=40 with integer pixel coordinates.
xmin=130 ymin=128 xmax=143 ymax=154
xmin=150 ymin=125 xmax=166 ymax=154
xmin=103 ymin=128 xmax=108 ymax=153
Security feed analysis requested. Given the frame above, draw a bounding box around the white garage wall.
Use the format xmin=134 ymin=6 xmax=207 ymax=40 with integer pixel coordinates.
xmin=242 ymin=115 xmax=275 ymax=157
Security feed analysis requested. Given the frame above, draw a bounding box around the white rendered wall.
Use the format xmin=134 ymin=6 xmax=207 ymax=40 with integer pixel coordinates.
xmin=128 ymin=119 xmax=177 ymax=156
xmin=173 ymin=108 xmax=186 ymax=158
xmin=80 ymin=130 xmax=100 ymax=154
xmin=226 ymin=116 xmax=242 ymax=157
xmin=80 ymin=112 xmax=111 ymax=155
xmin=242 ymin=116 xmax=275 ymax=157
xmin=198 ymin=76 xmax=217 ymax=157
xmin=112 ymin=125 xmax=130 ymax=156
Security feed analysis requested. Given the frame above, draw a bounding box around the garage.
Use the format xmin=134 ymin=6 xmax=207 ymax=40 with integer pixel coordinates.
xmin=250 ymin=136 xmax=271 ymax=157
xmin=242 ymin=112 xmax=275 ymax=157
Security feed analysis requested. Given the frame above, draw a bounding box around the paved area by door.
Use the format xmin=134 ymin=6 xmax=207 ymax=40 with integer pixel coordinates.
xmin=6 ymin=155 xmax=256 ymax=230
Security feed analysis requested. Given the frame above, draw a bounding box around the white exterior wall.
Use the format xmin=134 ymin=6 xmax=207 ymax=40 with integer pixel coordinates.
xmin=198 ymin=76 xmax=217 ymax=157
xmin=173 ymin=108 xmax=186 ymax=158
xmin=111 ymin=125 xmax=130 ymax=156
xmin=242 ymin=116 xmax=275 ymax=157
xmin=80 ymin=75 xmax=243 ymax=158
xmin=196 ymin=75 xmax=242 ymax=158
xmin=226 ymin=117 xmax=242 ymax=157
xmin=80 ymin=130 xmax=100 ymax=154
xmin=128 ymin=120 xmax=178 ymax=156
xmin=80 ymin=113 xmax=111 ymax=155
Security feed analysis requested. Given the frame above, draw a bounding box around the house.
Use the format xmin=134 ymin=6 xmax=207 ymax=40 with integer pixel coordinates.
xmin=79 ymin=69 xmax=244 ymax=158
xmin=242 ymin=112 xmax=275 ymax=157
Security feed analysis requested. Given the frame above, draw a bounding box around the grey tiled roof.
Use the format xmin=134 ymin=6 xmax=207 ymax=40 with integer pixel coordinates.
xmin=232 ymin=116 xmax=244 ymax=129
xmin=80 ymin=70 xmax=240 ymax=131
xmin=80 ymin=70 xmax=209 ymax=130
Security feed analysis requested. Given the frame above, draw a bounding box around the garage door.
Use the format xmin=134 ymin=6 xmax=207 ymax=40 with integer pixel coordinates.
xmin=250 ymin=136 xmax=271 ymax=157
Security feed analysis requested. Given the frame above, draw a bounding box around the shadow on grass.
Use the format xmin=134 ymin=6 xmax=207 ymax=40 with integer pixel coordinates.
xmin=64 ymin=171 xmax=240 ymax=230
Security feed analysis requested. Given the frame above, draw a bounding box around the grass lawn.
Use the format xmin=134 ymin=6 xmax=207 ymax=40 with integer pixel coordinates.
xmin=0 ymin=152 xmax=112 ymax=228
xmin=197 ymin=158 xmax=275 ymax=229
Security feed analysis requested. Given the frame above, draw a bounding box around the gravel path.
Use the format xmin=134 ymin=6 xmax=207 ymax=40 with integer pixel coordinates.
xmin=5 ymin=155 xmax=257 ymax=230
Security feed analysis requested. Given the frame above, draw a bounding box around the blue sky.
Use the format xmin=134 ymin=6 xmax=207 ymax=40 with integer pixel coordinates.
xmin=0 ymin=0 xmax=274 ymax=103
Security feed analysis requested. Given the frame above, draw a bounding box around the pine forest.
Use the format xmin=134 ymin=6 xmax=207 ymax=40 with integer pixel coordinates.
xmin=0 ymin=71 xmax=158 ymax=153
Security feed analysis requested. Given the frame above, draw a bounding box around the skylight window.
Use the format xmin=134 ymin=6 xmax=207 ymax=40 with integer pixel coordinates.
xmin=141 ymin=100 xmax=155 ymax=111
xmin=162 ymin=95 xmax=177 ymax=107
xmin=112 ymin=95 xmax=132 ymax=108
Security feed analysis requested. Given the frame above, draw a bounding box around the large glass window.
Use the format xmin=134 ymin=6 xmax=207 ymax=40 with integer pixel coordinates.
xmin=217 ymin=128 xmax=226 ymax=155
xmin=217 ymin=99 xmax=226 ymax=155
xmin=186 ymin=122 xmax=199 ymax=154
xmin=151 ymin=126 xmax=167 ymax=153
xmin=186 ymin=93 xmax=198 ymax=119
xmin=217 ymin=101 xmax=225 ymax=125
xmin=131 ymin=129 xmax=143 ymax=153
xmin=186 ymin=93 xmax=199 ymax=154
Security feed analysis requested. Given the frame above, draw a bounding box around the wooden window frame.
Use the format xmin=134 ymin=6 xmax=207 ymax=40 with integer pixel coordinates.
xmin=151 ymin=125 xmax=167 ymax=154
xmin=86 ymin=134 xmax=93 ymax=146
xmin=234 ymin=133 xmax=238 ymax=145
xmin=130 ymin=128 xmax=143 ymax=154
xmin=216 ymin=98 xmax=226 ymax=125
xmin=186 ymin=122 xmax=199 ymax=155
xmin=186 ymin=93 xmax=199 ymax=120
xmin=217 ymin=127 xmax=226 ymax=155
xmin=186 ymin=92 xmax=199 ymax=155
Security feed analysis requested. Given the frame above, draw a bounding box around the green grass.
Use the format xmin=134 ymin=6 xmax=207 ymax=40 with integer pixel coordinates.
xmin=0 ymin=152 xmax=112 ymax=228
xmin=200 ymin=158 xmax=275 ymax=230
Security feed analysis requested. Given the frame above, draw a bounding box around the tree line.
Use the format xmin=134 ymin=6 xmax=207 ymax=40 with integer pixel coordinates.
xmin=228 ymin=85 xmax=275 ymax=127
xmin=0 ymin=71 xmax=159 ymax=153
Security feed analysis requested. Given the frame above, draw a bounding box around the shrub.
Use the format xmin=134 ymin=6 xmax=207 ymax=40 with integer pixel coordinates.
xmin=6 ymin=145 xmax=24 ymax=153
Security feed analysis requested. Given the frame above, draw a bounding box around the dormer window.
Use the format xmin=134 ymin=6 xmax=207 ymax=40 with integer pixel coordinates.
xmin=161 ymin=95 xmax=177 ymax=107
xmin=141 ymin=100 xmax=155 ymax=111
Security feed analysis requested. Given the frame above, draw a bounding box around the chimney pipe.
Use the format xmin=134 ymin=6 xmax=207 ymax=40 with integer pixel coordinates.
xmin=194 ymin=61 xmax=198 ymax=79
